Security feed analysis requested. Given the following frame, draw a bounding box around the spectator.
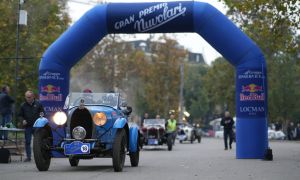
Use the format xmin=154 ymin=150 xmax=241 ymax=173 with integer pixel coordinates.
xmin=0 ymin=85 xmax=15 ymax=140
xmin=141 ymin=112 xmax=149 ymax=127
xmin=19 ymin=90 xmax=44 ymax=162
xmin=275 ymin=121 xmax=282 ymax=131
xmin=287 ymin=121 xmax=295 ymax=140
xmin=220 ymin=111 xmax=234 ymax=150
xmin=296 ymin=123 xmax=300 ymax=140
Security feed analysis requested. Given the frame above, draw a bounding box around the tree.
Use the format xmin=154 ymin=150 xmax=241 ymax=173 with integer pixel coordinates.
xmin=0 ymin=0 xmax=70 ymax=110
xmin=184 ymin=64 xmax=209 ymax=124
xmin=139 ymin=35 xmax=187 ymax=118
xmin=203 ymin=58 xmax=235 ymax=117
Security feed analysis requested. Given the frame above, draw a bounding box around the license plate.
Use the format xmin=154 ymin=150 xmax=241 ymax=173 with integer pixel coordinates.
xmin=148 ymin=139 xmax=158 ymax=145
xmin=64 ymin=141 xmax=90 ymax=155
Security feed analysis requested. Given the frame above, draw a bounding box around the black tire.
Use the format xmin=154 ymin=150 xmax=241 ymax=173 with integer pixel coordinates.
xmin=198 ymin=137 xmax=201 ymax=143
xmin=69 ymin=157 xmax=79 ymax=167
xmin=191 ymin=134 xmax=195 ymax=144
xmin=179 ymin=140 xmax=183 ymax=144
xmin=129 ymin=151 xmax=139 ymax=167
xmin=112 ymin=129 xmax=127 ymax=172
xmin=33 ymin=128 xmax=51 ymax=171
xmin=167 ymin=134 xmax=173 ymax=151
xmin=129 ymin=134 xmax=140 ymax=167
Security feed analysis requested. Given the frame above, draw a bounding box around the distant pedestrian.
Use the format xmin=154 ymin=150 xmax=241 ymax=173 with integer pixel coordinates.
xmin=141 ymin=112 xmax=149 ymax=127
xmin=156 ymin=114 xmax=161 ymax=119
xmin=296 ymin=123 xmax=300 ymax=140
xmin=0 ymin=85 xmax=15 ymax=140
xmin=220 ymin=111 xmax=234 ymax=150
xmin=287 ymin=122 xmax=296 ymax=140
xmin=18 ymin=90 xmax=44 ymax=162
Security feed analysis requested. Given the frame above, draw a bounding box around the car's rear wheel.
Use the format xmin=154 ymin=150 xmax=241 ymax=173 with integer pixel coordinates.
xmin=112 ymin=129 xmax=127 ymax=172
xmin=69 ymin=157 xmax=79 ymax=167
xmin=198 ymin=137 xmax=201 ymax=143
xmin=190 ymin=133 xmax=195 ymax=144
xmin=33 ymin=128 xmax=51 ymax=171
xmin=129 ymin=150 xmax=139 ymax=167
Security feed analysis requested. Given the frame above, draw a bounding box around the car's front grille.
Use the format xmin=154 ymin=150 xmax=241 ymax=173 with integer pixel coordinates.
xmin=70 ymin=108 xmax=93 ymax=139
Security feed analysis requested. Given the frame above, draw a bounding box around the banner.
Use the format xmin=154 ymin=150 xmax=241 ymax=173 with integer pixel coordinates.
xmin=107 ymin=1 xmax=193 ymax=33
xmin=39 ymin=70 xmax=68 ymax=117
xmin=236 ymin=69 xmax=267 ymax=118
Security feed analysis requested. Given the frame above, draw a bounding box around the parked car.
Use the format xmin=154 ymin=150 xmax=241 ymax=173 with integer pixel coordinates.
xmin=140 ymin=119 xmax=173 ymax=151
xmin=268 ymin=129 xmax=286 ymax=140
xmin=177 ymin=124 xmax=196 ymax=143
xmin=33 ymin=92 xmax=140 ymax=172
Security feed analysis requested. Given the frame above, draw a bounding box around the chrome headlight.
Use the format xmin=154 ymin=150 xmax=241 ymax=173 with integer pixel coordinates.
xmin=93 ymin=112 xmax=107 ymax=126
xmin=72 ymin=126 xmax=86 ymax=140
xmin=53 ymin=111 xmax=67 ymax=125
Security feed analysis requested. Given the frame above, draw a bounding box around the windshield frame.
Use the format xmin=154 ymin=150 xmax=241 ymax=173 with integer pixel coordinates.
xmin=64 ymin=92 xmax=121 ymax=109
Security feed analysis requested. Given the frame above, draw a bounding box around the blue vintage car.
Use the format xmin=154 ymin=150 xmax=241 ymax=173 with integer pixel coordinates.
xmin=33 ymin=93 xmax=140 ymax=172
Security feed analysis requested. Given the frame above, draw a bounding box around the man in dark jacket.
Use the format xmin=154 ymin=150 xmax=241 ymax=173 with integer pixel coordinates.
xmin=19 ymin=90 xmax=44 ymax=162
xmin=0 ymin=85 xmax=15 ymax=140
xmin=220 ymin=111 xmax=235 ymax=150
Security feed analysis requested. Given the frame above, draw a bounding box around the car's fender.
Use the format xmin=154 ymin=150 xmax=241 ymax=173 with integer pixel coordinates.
xmin=33 ymin=117 xmax=49 ymax=128
xmin=113 ymin=117 xmax=127 ymax=128
xmin=129 ymin=124 xmax=139 ymax=152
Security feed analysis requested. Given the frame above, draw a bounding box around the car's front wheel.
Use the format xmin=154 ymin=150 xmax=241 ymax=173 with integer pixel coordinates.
xmin=69 ymin=157 xmax=79 ymax=167
xmin=33 ymin=128 xmax=51 ymax=171
xmin=112 ymin=129 xmax=127 ymax=172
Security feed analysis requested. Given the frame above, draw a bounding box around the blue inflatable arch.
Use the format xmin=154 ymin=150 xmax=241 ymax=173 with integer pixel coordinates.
xmin=39 ymin=1 xmax=268 ymax=159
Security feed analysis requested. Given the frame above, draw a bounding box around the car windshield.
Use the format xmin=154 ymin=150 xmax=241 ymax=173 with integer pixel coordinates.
xmin=65 ymin=93 xmax=120 ymax=109
xmin=143 ymin=119 xmax=165 ymax=127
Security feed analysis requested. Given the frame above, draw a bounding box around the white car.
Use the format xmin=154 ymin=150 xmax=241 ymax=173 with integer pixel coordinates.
xmin=215 ymin=130 xmax=223 ymax=138
xmin=177 ymin=124 xmax=196 ymax=143
xmin=268 ymin=130 xmax=285 ymax=140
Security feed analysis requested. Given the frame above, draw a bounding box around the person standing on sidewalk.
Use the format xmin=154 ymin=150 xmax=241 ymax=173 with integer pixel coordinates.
xmin=0 ymin=85 xmax=15 ymax=140
xmin=18 ymin=90 xmax=44 ymax=162
xmin=220 ymin=111 xmax=235 ymax=150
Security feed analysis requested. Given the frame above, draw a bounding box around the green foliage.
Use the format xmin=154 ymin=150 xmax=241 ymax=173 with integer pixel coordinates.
xmin=140 ymin=36 xmax=187 ymax=117
xmin=184 ymin=64 xmax=209 ymax=123
xmin=203 ymin=58 xmax=235 ymax=117
xmin=0 ymin=0 xmax=70 ymax=111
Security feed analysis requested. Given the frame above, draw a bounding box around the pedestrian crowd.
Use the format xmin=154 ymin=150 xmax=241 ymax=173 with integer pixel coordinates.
xmin=0 ymin=85 xmax=45 ymax=162
xmin=286 ymin=121 xmax=300 ymax=140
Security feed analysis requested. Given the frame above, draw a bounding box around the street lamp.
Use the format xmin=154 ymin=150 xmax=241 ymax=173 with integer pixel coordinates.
xmin=14 ymin=0 xmax=27 ymax=120
xmin=178 ymin=63 xmax=184 ymax=123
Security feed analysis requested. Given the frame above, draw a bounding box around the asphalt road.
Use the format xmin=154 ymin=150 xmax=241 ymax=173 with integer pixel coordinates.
xmin=1 ymin=138 xmax=300 ymax=180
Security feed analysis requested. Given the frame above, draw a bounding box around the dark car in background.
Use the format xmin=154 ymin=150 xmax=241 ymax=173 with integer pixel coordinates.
xmin=140 ymin=119 xmax=173 ymax=151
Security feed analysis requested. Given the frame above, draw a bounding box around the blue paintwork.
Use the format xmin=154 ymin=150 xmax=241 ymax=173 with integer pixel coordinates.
xmin=129 ymin=124 xmax=139 ymax=152
xmin=39 ymin=1 xmax=268 ymax=159
xmin=33 ymin=117 xmax=49 ymax=128
xmin=113 ymin=118 xmax=127 ymax=129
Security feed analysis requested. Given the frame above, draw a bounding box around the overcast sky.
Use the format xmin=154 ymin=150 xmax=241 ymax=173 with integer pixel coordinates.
xmin=67 ymin=0 xmax=228 ymax=65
